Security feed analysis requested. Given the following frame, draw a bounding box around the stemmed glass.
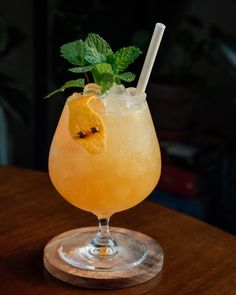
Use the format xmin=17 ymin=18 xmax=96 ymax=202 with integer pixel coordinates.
xmin=48 ymin=89 xmax=162 ymax=271
xmin=46 ymin=22 xmax=165 ymax=273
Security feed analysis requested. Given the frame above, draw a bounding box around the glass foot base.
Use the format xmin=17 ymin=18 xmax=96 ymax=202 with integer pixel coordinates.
xmin=58 ymin=228 xmax=147 ymax=271
xmin=44 ymin=227 xmax=164 ymax=288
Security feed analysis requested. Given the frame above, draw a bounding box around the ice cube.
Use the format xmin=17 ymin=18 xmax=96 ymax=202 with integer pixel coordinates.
xmin=83 ymin=83 xmax=102 ymax=96
xmin=104 ymin=92 xmax=128 ymax=112
xmin=104 ymin=83 xmax=126 ymax=97
xmin=124 ymin=87 xmax=137 ymax=96
xmin=102 ymin=84 xmax=146 ymax=112
xmin=102 ymin=84 xmax=128 ymax=112
xmin=123 ymin=87 xmax=146 ymax=108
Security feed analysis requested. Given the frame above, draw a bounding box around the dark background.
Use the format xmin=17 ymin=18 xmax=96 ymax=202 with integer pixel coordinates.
xmin=1 ymin=0 xmax=236 ymax=234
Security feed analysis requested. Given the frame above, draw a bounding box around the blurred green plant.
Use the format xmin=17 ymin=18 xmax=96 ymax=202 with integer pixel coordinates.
xmin=0 ymin=15 xmax=30 ymax=124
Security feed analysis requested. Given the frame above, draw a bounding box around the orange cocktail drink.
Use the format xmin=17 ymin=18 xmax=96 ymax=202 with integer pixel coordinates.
xmin=49 ymin=88 xmax=161 ymax=219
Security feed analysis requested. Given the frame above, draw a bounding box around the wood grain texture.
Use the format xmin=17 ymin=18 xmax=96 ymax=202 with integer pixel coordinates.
xmin=0 ymin=165 xmax=236 ymax=295
xmin=43 ymin=227 xmax=163 ymax=289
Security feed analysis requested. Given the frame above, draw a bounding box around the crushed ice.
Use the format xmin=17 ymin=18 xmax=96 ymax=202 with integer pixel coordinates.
xmin=102 ymin=84 xmax=146 ymax=112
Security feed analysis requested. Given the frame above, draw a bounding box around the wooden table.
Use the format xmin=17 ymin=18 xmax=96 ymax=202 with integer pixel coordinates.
xmin=0 ymin=165 xmax=236 ymax=294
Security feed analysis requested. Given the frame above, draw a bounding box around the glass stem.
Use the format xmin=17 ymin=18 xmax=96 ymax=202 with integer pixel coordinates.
xmin=90 ymin=217 xmax=117 ymax=256
xmin=96 ymin=218 xmax=111 ymax=245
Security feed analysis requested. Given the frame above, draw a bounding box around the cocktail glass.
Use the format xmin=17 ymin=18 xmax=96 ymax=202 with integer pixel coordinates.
xmin=48 ymin=86 xmax=163 ymax=271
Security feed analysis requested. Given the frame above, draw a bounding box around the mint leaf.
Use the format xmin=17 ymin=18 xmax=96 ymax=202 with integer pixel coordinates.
xmin=114 ymin=46 xmax=142 ymax=73
xmin=85 ymin=33 xmax=112 ymax=55
xmin=106 ymin=51 xmax=116 ymax=67
xmin=84 ymin=45 xmax=107 ymax=65
xmin=92 ymin=63 xmax=113 ymax=92
xmin=99 ymin=73 xmax=114 ymax=93
xmin=92 ymin=63 xmax=113 ymax=84
xmin=115 ymin=72 xmax=136 ymax=82
xmin=61 ymin=40 xmax=87 ymax=66
xmin=69 ymin=65 xmax=94 ymax=73
xmin=44 ymin=79 xmax=85 ymax=98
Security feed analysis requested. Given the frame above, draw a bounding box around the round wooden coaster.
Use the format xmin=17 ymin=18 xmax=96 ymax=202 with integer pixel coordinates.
xmin=43 ymin=227 xmax=164 ymax=289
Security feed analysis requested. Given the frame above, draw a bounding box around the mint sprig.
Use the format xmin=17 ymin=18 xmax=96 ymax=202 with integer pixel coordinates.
xmin=44 ymin=79 xmax=85 ymax=98
xmin=45 ymin=33 xmax=142 ymax=98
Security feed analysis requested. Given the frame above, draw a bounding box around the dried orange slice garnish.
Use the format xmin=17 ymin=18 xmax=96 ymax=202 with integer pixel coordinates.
xmin=68 ymin=92 xmax=106 ymax=154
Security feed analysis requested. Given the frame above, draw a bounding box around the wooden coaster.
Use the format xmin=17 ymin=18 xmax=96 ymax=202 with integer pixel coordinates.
xmin=43 ymin=227 xmax=164 ymax=289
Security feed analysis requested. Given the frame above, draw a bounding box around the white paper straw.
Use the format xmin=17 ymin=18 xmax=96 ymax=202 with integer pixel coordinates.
xmin=136 ymin=23 xmax=166 ymax=94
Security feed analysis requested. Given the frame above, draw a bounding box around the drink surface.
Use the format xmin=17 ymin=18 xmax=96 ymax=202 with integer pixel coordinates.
xmin=49 ymin=87 xmax=161 ymax=218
